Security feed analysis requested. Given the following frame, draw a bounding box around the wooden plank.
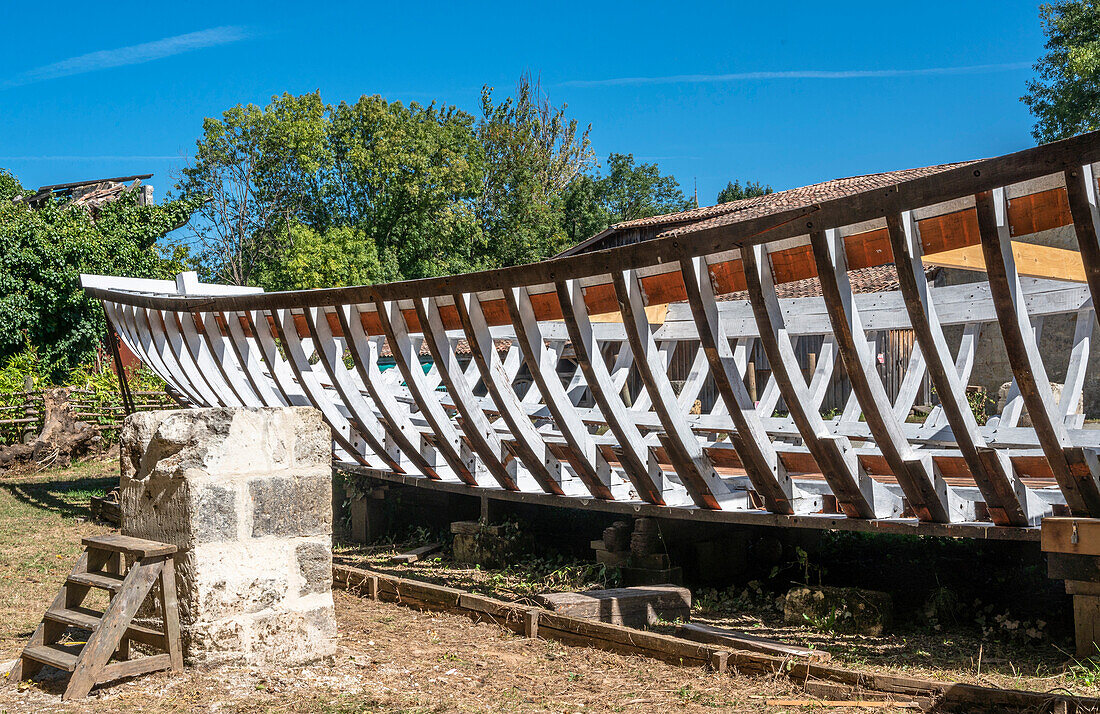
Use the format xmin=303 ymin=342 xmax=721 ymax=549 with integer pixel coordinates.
xmin=676 ymin=622 xmax=830 ymax=662
xmin=535 ymin=585 xmax=691 ymax=627
xmin=82 ymin=535 xmax=176 ymax=558
xmin=389 ymin=542 xmax=443 ymax=564
xmin=921 ymin=241 xmax=1088 ymax=282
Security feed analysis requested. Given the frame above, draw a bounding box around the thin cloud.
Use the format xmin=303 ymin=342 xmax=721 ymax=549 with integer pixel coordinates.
xmin=3 ymin=26 xmax=253 ymax=89
xmin=559 ymin=62 xmax=1032 ymax=87
xmin=0 ymin=155 xmax=185 ymax=161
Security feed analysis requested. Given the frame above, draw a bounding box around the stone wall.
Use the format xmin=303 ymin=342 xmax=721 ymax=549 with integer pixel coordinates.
xmin=120 ymin=406 xmax=336 ymax=666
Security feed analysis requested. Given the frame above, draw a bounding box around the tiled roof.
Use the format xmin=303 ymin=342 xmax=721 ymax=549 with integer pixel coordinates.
xmin=658 ymin=162 xmax=976 ymax=239
xmin=716 ymin=263 xmax=925 ymax=302
xmin=569 ymin=162 xmax=977 ymax=247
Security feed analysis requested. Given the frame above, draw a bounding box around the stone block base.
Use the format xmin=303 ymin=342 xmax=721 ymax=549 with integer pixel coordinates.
xmin=121 ymin=407 xmax=337 ymax=666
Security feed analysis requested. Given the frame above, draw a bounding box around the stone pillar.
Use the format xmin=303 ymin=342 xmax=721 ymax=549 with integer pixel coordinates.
xmin=119 ymin=406 xmax=336 ymax=666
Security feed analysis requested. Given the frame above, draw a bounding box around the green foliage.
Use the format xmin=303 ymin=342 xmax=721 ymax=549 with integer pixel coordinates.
xmin=1022 ymin=1 xmax=1100 ymax=142
xmin=0 ymin=187 xmax=203 ymax=379
xmin=260 ymin=223 xmax=384 ymax=291
xmin=0 ymin=343 xmax=48 ymax=393
xmin=0 ymin=169 xmax=24 ymax=202
xmin=596 ymin=153 xmax=688 ymax=223
xmin=177 ymin=92 xmax=329 ymax=286
xmin=326 ymin=95 xmax=483 ymax=280
xmin=716 ymin=178 xmax=773 ymax=203
xmin=476 ymin=73 xmax=595 ymax=267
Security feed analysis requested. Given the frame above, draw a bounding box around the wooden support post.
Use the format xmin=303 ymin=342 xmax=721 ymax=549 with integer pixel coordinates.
xmin=1042 ymin=517 xmax=1100 ymax=657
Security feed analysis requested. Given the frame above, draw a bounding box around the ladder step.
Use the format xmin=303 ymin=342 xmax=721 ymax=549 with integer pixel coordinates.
xmin=22 ymin=644 xmax=80 ymax=672
xmin=67 ymin=570 xmax=125 ymax=592
xmin=44 ymin=606 xmax=167 ymax=648
xmin=82 ymin=534 xmax=176 ymax=558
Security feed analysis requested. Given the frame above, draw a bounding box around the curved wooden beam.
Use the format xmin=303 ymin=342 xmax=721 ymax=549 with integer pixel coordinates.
xmin=453 ymin=291 xmax=565 ymax=495
xmin=977 ymin=187 xmax=1100 ymax=516
xmin=743 ymin=243 xmax=899 ymax=520
xmin=887 ymin=211 xmax=1039 ymax=526
xmin=556 ymin=278 xmax=666 ymax=505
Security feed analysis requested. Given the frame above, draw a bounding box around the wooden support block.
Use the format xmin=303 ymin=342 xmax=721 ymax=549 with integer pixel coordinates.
xmin=1047 ymin=552 xmax=1100 ymax=582
xmin=1042 ymin=517 xmax=1100 ymax=556
xmin=1074 ymin=594 xmax=1100 ymax=658
xmin=524 ymin=610 xmax=539 ymax=639
xmin=708 ymin=649 xmax=728 ymax=673
xmin=535 ymin=585 xmax=690 ymax=627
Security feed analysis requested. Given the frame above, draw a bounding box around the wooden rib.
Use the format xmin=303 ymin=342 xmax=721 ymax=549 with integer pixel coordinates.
xmin=453 ymin=291 xmax=564 ymax=495
xmin=811 ymin=227 xmax=957 ymax=523
xmin=887 ymin=210 xmax=1035 ymax=526
xmin=176 ymin=312 xmax=246 ymax=407
xmin=680 ymin=255 xmax=804 ymax=514
xmin=159 ymin=311 xmax=225 ymax=406
xmin=742 ymin=243 xmax=897 ymax=519
xmin=373 ymin=298 xmax=478 ymax=486
xmin=556 ymin=279 xmax=666 ymax=505
xmin=1065 ymin=164 xmax=1100 ymax=324
xmin=337 ymin=305 xmax=441 ymax=480
xmin=416 ymin=297 xmax=519 ymax=491
xmin=197 ymin=312 xmax=265 ymax=407
xmin=303 ymin=306 xmax=403 ymax=473
xmin=269 ymin=308 xmax=375 ymax=467
xmin=136 ymin=308 xmax=207 ymax=406
xmin=223 ymin=311 xmax=290 ymax=407
xmin=613 ymin=269 xmax=733 ymax=510
xmin=504 ymin=286 xmax=616 ymax=500
xmin=977 ymin=187 xmax=1100 ymax=516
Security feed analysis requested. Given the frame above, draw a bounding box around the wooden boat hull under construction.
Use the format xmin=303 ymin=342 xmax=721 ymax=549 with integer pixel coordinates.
xmin=82 ymin=130 xmax=1100 ymax=540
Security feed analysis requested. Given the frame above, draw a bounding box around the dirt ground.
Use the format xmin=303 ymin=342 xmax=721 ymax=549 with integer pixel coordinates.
xmin=0 ymin=458 xmax=1096 ymax=712
xmin=336 ymin=544 xmax=1099 ymax=696
xmin=1 ymin=591 xmax=821 ymax=713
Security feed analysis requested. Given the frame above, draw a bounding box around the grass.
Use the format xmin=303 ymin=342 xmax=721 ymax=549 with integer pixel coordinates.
xmin=0 ymin=459 xmax=115 ymax=660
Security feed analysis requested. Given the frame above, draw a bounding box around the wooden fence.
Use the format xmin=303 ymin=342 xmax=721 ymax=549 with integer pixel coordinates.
xmin=0 ymin=389 xmax=177 ymax=446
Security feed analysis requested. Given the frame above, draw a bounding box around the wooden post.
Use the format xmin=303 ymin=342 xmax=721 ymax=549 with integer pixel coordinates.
xmin=746 ymin=362 xmax=757 ymax=403
xmin=1042 ymin=517 xmax=1100 ymax=657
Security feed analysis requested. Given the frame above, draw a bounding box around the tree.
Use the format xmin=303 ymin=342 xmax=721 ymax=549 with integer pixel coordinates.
xmin=561 ymin=174 xmax=610 ymax=243
xmin=598 ymin=153 xmax=688 ymax=223
xmin=716 ymin=179 xmax=773 ymax=204
xmin=477 ymin=73 xmax=595 ymax=267
xmin=1022 ymin=1 xmax=1100 ymax=143
xmin=176 ymin=92 xmax=328 ymax=285
xmin=325 ymin=96 xmax=483 ymax=281
xmin=0 ymin=176 xmax=201 ymax=379
xmin=260 ymin=223 xmax=383 ymax=291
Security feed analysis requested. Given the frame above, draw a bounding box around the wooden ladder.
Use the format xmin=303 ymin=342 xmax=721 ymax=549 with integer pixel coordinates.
xmin=8 ymin=534 xmax=183 ymax=699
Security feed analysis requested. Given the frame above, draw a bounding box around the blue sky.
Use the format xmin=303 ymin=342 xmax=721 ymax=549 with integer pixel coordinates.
xmin=0 ymin=1 xmax=1048 ymax=209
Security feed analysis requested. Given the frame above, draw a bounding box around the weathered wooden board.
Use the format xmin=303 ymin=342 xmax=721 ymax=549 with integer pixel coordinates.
xmin=676 ymin=622 xmax=830 ymax=662
xmin=535 ymin=585 xmax=690 ymax=627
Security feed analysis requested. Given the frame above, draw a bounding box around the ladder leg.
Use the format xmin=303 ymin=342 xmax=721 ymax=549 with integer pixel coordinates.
xmin=156 ymin=558 xmax=184 ymax=671
xmin=8 ymin=552 xmax=89 ymax=685
xmin=63 ymin=557 xmax=164 ymax=700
